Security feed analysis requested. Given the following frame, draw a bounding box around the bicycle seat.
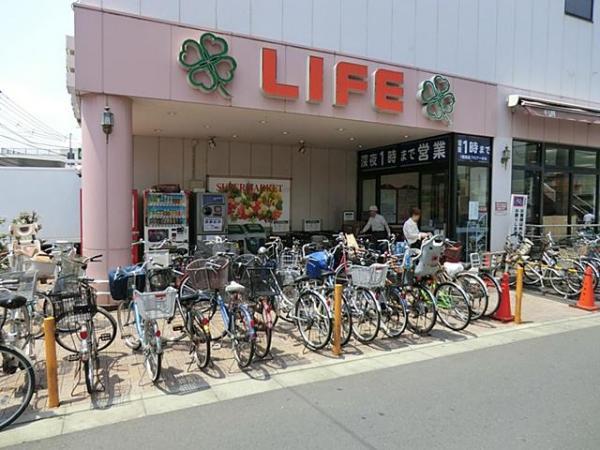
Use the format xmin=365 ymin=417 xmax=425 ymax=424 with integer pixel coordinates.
xmin=0 ymin=290 xmax=27 ymax=309
xmin=225 ymin=281 xmax=246 ymax=294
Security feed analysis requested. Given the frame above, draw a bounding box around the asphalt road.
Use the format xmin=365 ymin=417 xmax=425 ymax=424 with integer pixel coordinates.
xmin=16 ymin=325 xmax=600 ymax=450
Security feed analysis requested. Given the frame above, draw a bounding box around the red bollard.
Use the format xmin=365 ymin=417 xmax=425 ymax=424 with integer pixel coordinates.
xmin=493 ymin=272 xmax=515 ymax=322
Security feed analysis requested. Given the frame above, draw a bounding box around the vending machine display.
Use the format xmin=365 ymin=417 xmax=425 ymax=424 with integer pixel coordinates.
xmin=144 ymin=190 xmax=189 ymax=253
xmin=196 ymin=193 xmax=227 ymax=242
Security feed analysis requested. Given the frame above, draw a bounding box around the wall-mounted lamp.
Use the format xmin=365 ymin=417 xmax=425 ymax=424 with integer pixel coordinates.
xmin=208 ymin=137 xmax=216 ymax=151
xmin=501 ymin=145 xmax=511 ymax=168
xmin=298 ymin=139 xmax=306 ymax=154
xmin=101 ymin=106 xmax=114 ymax=143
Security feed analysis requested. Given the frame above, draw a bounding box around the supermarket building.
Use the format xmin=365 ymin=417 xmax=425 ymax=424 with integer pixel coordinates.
xmin=71 ymin=0 xmax=600 ymax=279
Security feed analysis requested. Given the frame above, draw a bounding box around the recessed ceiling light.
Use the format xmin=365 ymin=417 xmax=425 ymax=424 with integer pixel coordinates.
xmin=337 ymin=127 xmax=345 ymax=132
xmin=259 ymin=119 xmax=268 ymax=124
xmin=231 ymin=134 xmax=238 ymax=139
xmin=404 ymin=135 xmax=409 ymax=138
xmin=357 ymin=144 xmax=363 ymax=149
xmin=153 ymin=128 xmax=162 ymax=133
xmin=282 ymin=131 xmax=289 ymax=135
xmin=204 ymin=124 xmax=211 ymax=129
xmin=349 ymin=137 xmax=356 ymax=141
xmin=167 ymin=111 xmax=177 ymax=116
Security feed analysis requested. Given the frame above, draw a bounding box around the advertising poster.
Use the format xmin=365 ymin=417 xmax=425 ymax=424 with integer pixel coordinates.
xmin=208 ymin=177 xmax=291 ymax=231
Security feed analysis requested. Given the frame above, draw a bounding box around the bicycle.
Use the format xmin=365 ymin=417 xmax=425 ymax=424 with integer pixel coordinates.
xmin=0 ymin=288 xmax=35 ymax=430
xmin=180 ymin=257 xmax=257 ymax=369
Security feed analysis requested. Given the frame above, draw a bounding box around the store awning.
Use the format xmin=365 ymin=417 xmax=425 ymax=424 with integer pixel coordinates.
xmin=507 ymin=94 xmax=600 ymax=124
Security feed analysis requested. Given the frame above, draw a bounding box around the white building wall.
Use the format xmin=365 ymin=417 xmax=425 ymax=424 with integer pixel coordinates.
xmin=78 ymin=0 xmax=600 ymax=103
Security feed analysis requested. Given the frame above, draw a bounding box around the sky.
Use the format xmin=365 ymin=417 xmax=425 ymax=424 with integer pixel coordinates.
xmin=0 ymin=0 xmax=80 ymax=146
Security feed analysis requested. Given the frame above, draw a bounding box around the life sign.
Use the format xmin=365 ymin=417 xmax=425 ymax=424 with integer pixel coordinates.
xmin=260 ymin=48 xmax=404 ymax=113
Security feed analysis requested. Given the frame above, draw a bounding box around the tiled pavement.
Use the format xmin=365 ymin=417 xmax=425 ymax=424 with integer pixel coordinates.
xmin=14 ymin=289 xmax=596 ymax=426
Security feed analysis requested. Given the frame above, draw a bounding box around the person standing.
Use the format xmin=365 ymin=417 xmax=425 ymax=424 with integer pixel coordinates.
xmin=403 ymin=207 xmax=429 ymax=248
xmin=361 ymin=205 xmax=391 ymax=241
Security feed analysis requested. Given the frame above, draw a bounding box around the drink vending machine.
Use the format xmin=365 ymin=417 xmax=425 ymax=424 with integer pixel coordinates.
xmin=143 ymin=189 xmax=189 ymax=253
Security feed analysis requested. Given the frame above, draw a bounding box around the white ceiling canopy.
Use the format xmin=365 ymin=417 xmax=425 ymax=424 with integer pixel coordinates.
xmin=132 ymin=98 xmax=443 ymax=151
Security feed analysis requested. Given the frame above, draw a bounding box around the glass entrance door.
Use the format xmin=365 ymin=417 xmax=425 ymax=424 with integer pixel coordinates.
xmin=380 ymin=173 xmax=419 ymax=225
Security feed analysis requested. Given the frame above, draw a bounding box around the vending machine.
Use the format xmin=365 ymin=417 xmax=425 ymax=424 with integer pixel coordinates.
xmin=143 ymin=189 xmax=189 ymax=253
xmin=196 ymin=193 xmax=227 ymax=242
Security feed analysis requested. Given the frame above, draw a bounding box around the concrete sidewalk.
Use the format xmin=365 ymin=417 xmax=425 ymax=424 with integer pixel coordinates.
xmin=1 ymin=289 xmax=597 ymax=446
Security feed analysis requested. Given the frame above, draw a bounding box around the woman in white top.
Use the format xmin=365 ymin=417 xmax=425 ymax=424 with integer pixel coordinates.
xmin=403 ymin=207 xmax=429 ymax=249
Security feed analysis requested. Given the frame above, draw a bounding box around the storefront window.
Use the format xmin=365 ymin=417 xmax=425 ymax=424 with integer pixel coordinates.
xmin=511 ymin=169 xmax=541 ymax=223
xmin=513 ymin=141 xmax=541 ymax=166
xmin=421 ymin=172 xmax=447 ymax=234
xmin=545 ymin=145 xmax=570 ymax=167
xmin=543 ymin=171 xmax=570 ymax=235
xmin=456 ymin=166 xmax=489 ymax=256
xmin=572 ymin=174 xmax=597 ymax=223
xmin=574 ymin=149 xmax=597 ymax=169
xmin=361 ymin=178 xmax=376 ymax=220
xmin=380 ymin=173 xmax=418 ymax=224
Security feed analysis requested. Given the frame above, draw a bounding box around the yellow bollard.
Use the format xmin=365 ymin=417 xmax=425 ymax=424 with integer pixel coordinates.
xmin=515 ymin=266 xmax=523 ymax=325
xmin=332 ymin=284 xmax=343 ymax=356
xmin=43 ymin=317 xmax=60 ymax=408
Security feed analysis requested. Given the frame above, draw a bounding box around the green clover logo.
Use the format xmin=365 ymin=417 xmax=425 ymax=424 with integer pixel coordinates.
xmin=178 ymin=32 xmax=237 ymax=98
xmin=416 ymin=75 xmax=455 ymax=124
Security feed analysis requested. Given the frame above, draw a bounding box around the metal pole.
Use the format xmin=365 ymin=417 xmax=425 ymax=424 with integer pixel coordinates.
xmin=515 ymin=266 xmax=523 ymax=325
xmin=333 ymin=284 xmax=343 ymax=356
xmin=43 ymin=317 xmax=60 ymax=408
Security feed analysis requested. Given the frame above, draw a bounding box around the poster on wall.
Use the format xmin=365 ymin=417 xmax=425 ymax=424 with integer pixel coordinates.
xmin=509 ymin=194 xmax=528 ymax=239
xmin=208 ymin=177 xmax=291 ymax=231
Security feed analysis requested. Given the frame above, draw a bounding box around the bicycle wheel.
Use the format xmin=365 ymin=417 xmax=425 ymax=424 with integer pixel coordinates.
xmin=278 ymin=284 xmax=299 ymax=323
xmin=479 ymin=272 xmax=502 ymax=317
xmin=231 ymin=305 xmax=256 ymax=369
xmin=55 ymin=307 xmax=117 ymax=353
xmin=253 ymin=299 xmax=274 ymax=359
xmin=406 ymin=287 xmax=437 ymax=336
xmin=0 ymin=344 xmax=35 ymax=431
xmin=379 ymin=289 xmax=408 ymax=338
xmin=144 ymin=321 xmax=162 ymax=382
xmin=295 ymin=290 xmax=331 ymax=351
xmin=117 ymin=300 xmax=141 ymax=350
xmin=455 ymin=273 xmax=488 ymax=321
xmin=84 ymin=355 xmax=99 ymax=394
xmin=523 ymin=262 xmax=540 ymax=286
xmin=190 ymin=310 xmax=211 ymax=370
xmin=349 ymin=287 xmax=380 ymax=344
xmin=435 ymin=282 xmax=471 ymax=331
xmin=0 ymin=306 xmax=30 ymax=350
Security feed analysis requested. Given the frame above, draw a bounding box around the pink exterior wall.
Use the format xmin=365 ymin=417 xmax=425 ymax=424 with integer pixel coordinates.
xmin=74 ymin=5 xmax=496 ymax=137
xmin=81 ymin=94 xmax=133 ymax=301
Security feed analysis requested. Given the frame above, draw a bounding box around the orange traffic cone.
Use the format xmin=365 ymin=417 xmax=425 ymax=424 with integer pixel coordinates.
xmin=493 ymin=272 xmax=514 ymax=322
xmin=571 ymin=265 xmax=599 ymax=312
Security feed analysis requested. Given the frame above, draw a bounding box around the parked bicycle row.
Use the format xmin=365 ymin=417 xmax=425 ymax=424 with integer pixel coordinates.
xmin=0 ymin=230 xmax=505 ymax=430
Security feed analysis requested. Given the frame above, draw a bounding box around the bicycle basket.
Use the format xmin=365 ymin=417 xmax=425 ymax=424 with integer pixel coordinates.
xmin=348 ymin=264 xmax=388 ymax=289
xmin=241 ymin=266 xmax=281 ymax=298
xmin=57 ymin=255 xmax=85 ymax=279
xmin=185 ymin=257 xmax=230 ymax=291
xmin=134 ymin=287 xmax=177 ymax=320
xmin=277 ymin=268 xmax=301 ymax=287
xmin=0 ymin=270 xmax=38 ymax=305
xmin=442 ymin=243 xmax=463 ymax=263
xmin=279 ymin=251 xmax=301 ymax=269
xmin=51 ymin=283 xmax=97 ymax=329
xmin=147 ymin=267 xmax=173 ymax=291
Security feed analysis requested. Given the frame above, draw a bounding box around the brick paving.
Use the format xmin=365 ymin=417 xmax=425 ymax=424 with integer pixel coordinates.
xmin=18 ymin=289 xmax=594 ymax=423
